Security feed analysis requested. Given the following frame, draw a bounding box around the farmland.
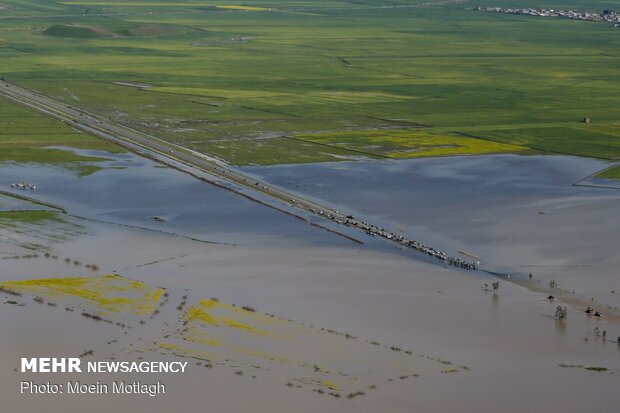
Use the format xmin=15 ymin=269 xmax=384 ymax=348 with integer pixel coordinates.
xmin=0 ymin=0 xmax=619 ymax=166
xmin=297 ymin=129 xmax=528 ymax=159
xmin=596 ymin=164 xmax=620 ymax=179
xmin=1 ymin=3 xmax=620 ymax=411
xmin=0 ymin=94 xmax=122 ymax=174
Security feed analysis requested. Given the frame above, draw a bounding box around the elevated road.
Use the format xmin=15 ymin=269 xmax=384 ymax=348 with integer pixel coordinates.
xmin=0 ymin=79 xmax=478 ymax=270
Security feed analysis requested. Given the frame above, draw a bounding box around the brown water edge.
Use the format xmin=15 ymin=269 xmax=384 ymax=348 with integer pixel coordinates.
xmin=510 ymin=277 xmax=620 ymax=324
xmin=3 ymin=239 xmax=619 ymax=413
xmin=240 ymin=155 xmax=620 ymax=313
xmin=2 ymin=184 xmax=620 ymax=412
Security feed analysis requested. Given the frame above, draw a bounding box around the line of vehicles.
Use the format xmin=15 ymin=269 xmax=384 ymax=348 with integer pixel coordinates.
xmin=10 ymin=182 xmax=36 ymax=191
xmin=1 ymin=80 xmax=480 ymax=271
xmin=312 ymin=210 xmax=480 ymax=270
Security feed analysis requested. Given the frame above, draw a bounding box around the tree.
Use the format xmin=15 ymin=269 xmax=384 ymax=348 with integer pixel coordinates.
xmin=555 ymin=306 xmax=567 ymax=320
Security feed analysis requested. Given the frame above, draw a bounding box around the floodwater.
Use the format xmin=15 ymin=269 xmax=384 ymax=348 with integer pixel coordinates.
xmin=0 ymin=193 xmax=48 ymax=212
xmin=241 ymin=154 xmax=615 ymax=239
xmin=243 ymin=155 xmax=620 ymax=305
xmin=2 ymin=152 xmax=620 ymax=413
xmin=0 ymin=148 xmax=352 ymax=248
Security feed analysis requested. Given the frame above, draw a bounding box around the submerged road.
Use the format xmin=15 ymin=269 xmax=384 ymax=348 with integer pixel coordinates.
xmin=0 ymin=80 xmax=478 ymax=270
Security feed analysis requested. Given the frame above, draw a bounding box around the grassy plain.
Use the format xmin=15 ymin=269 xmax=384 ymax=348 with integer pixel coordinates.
xmin=456 ymin=124 xmax=620 ymax=159
xmin=596 ymin=165 xmax=620 ymax=179
xmin=0 ymin=95 xmax=122 ymax=174
xmin=0 ymin=209 xmax=59 ymax=224
xmin=0 ymin=0 xmax=619 ymax=165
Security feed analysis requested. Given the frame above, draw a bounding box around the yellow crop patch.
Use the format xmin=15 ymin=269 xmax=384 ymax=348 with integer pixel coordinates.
xmin=185 ymin=299 xmax=278 ymax=336
xmin=183 ymin=328 xmax=221 ymax=347
xmin=321 ymin=380 xmax=339 ymax=390
xmin=152 ymin=296 xmax=467 ymax=396
xmin=154 ymin=342 xmax=218 ymax=362
xmin=298 ymin=129 xmax=527 ymax=159
xmin=0 ymin=274 xmax=164 ymax=316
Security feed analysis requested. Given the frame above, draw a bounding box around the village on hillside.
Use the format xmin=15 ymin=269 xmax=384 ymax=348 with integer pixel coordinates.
xmin=475 ymin=6 xmax=620 ymax=28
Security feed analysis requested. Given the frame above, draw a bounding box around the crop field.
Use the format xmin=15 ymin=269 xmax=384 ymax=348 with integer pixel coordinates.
xmin=0 ymin=209 xmax=60 ymax=224
xmin=596 ymin=165 xmax=620 ymax=179
xmin=0 ymin=0 xmax=620 ymax=166
xmin=0 ymin=274 xmax=165 ymax=316
xmin=0 ymin=209 xmax=87 ymax=251
xmin=297 ymin=129 xmax=529 ymax=159
xmin=0 ymin=274 xmax=467 ymax=396
xmin=0 ymin=95 xmax=122 ymax=173
xmin=151 ymin=296 xmax=456 ymax=394
xmin=458 ymin=124 xmax=620 ymax=160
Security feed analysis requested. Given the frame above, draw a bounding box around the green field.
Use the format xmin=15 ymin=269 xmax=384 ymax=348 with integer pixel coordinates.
xmin=0 ymin=210 xmax=59 ymax=224
xmin=0 ymin=95 xmax=122 ymax=175
xmin=1 ymin=0 xmax=620 ymax=167
xmin=297 ymin=129 xmax=528 ymax=159
xmin=596 ymin=165 xmax=620 ymax=179
xmin=457 ymin=124 xmax=620 ymax=159
xmin=0 ymin=208 xmax=87 ymax=251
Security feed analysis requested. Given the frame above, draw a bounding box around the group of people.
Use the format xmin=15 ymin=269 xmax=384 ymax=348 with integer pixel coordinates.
xmin=585 ymin=307 xmax=603 ymax=318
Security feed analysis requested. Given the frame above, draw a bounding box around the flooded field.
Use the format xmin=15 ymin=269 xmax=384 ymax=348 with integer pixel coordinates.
xmin=242 ymin=155 xmax=614 ymax=239
xmin=2 ymin=152 xmax=620 ymax=412
xmin=243 ymin=155 xmax=620 ymax=307
xmin=0 ymin=149 xmax=354 ymax=247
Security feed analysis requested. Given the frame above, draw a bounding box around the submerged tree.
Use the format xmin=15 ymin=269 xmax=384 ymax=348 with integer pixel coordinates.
xmin=555 ymin=306 xmax=568 ymax=321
